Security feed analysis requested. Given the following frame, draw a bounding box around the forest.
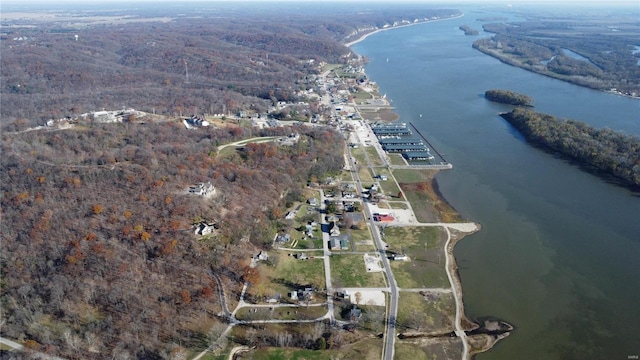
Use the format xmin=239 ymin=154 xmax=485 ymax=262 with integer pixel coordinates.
xmin=0 ymin=121 xmax=345 ymax=359
xmin=472 ymin=13 xmax=640 ymax=96
xmin=500 ymin=108 xmax=640 ymax=188
xmin=484 ymin=89 xmax=533 ymax=106
xmin=0 ymin=3 xmax=460 ymax=126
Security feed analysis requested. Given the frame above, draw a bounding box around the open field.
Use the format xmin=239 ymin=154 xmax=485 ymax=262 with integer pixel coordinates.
xmin=396 ymin=291 xmax=456 ymax=333
xmin=235 ymin=305 xmax=327 ymax=321
xmin=241 ymin=337 xmax=383 ymax=360
xmin=395 ymin=337 xmax=464 ymax=360
xmin=364 ymin=146 xmax=384 ymax=166
xmin=330 ymin=254 xmax=386 ymax=288
xmin=392 ymin=169 xmax=461 ymax=223
xmin=357 ymin=167 xmax=375 ymax=183
xmin=350 ymin=146 xmax=367 ymax=165
xmin=251 ymin=253 xmax=326 ymax=299
xmin=383 ymin=226 xmax=449 ymax=288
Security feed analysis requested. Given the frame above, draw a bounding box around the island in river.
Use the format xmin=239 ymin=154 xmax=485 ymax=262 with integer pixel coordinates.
xmin=484 ymin=89 xmax=533 ymax=107
xmin=501 ymin=108 xmax=640 ymax=188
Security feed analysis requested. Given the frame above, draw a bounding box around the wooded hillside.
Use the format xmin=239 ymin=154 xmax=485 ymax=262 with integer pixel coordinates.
xmin=0 ymin=122 xmax=344 ymax=358
xmin=0 ymin=4 xmax=460 ymax=125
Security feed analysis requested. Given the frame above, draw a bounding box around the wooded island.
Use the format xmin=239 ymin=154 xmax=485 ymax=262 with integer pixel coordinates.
xmin=501 ymin=108 xmax=640 ymax=188
xmin=485 ymin=89 xmax=533 ymax=106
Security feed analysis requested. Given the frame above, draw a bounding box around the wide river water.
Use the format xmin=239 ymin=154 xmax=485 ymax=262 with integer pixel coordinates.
xmin=352 ymin=5 xmax=640 ymax=360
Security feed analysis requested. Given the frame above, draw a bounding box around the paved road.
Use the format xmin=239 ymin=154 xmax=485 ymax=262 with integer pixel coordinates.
xmin=346 ymin=144 xmax=399 ymax=360
xmin=319 ymin=188 xmax=336 ymax=325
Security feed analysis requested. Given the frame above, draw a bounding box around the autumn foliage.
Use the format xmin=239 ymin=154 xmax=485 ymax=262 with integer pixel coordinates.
xmin=0 ymin=121 xmax=343 ymax=358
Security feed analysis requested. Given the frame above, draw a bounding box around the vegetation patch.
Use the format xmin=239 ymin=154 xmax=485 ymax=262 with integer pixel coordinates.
xmin=364 ymin=146 xmax=384 ymax=166
xmin=398 ymin=182 xmax=462 ymax=223
xmin=235 ymin=305 xmax=327 ymax=321
xmin=395 ymin=337 xmax=464 ymax=360
xmin=501 ymin=108 xmax=640 ymax=188
xmin=250 ymin=253 xmax=326 ymax=300
xmin=485 ymin=89 xmax=533 ymax=106
xmin=330 ymin=254 xmax=386 ymax=288
xmin=396 ymin=291 xmax=456 ymax=333
xmin=382 ymin=226 xmax=449 ymax=288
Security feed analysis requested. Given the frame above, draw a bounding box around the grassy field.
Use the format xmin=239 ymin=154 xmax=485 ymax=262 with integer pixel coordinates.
xmin=387 ymin=153 xmax=407 ymax=166
xmin=383 ymin=226 xmax=449 ymax=289
xmin=349 ymin=227 xmax=372 ymax=242
xmin=377 ymin=173 xmax=401 ymax=197
xmin=235 ymin=305 xmax=327 ymax=321
xmin=338 ymin=170 xmax=354 ymax=182
xmin=350 ymin=146 xmax=367 ymax=165
xmin=353 ymin=91 xmax=373 ymax=104
xmin=364 ymin=146 xmax=384 ymax=166
xmin=395 ymin=337 xmax=464 ymax=360
xmin=251 ymin=253 xmax=326 ymax=299
xmin=396 ymin=291 xmax=456 ymax=333
xmin=243 ymin=337 xmax=383 ymax=360
xmin=392 ymin=169 xmax=437 ymax=183
xmin=357 ymin=167 xmax=374 ymax=183
xmin=330 ymin=254 xmax=386 ymax=288
xmin=387 ymin=201 xmax=409 ymax=210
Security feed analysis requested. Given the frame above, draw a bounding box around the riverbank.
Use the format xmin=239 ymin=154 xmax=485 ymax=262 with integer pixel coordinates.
xmin=344 ymin=12 xmax=464 ymax=47
xmin=347 ymin=13 xmax=513 ymax=358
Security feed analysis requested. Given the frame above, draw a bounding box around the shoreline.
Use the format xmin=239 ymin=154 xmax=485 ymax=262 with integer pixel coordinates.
xmin=346 ymin=12 xmax=513 ymax=358
xmin=344 ymin=12 xmax=464 ymax=48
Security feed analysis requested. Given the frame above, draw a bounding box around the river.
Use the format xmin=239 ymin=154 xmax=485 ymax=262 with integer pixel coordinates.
xmin=352 ymin=5 xmax=640 ymax=360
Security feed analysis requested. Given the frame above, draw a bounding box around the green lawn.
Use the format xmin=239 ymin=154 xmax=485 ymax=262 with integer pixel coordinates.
xmin=357 ymin=167 xmax=374 ymax=183
xmin=382 ymin=226 xmax=449 ymax=289
xmin=391 ymin=169 xmax=437 ymax=183
xmin=252 ymin=254 xmax=326 ymax=299
xmin=330 ymin=254 xmax=386 ymax=288
xmin=387 ymin=153 xmax=407 ymax=166
xmin=350 ymin=146 xmax=367 ymax=165
xmin=377 ymin=173 xmax=401 ymax=197
xmin=364 ymin=146 xmax=384 ymax=166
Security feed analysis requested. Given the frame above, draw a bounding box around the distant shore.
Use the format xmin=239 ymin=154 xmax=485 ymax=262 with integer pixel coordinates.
xmin=344 ymin=13 xmax=464 ymax=48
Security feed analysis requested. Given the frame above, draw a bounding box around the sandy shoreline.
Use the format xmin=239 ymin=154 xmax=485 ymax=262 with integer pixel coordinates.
xmin=344 ymin=13 xmax=464 ymax=48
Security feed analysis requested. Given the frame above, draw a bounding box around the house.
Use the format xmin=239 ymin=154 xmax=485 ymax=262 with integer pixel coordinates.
xmin=329 ymin=236 xmax=349 ymax=251
xmin=349 ymin=305 xmax=362 ymax=321
xmin=189 ymin=182 xmax=216 ymax=196
xmin=329 ymin=221 xmax=340 ymax=236
xmin=255 ymin=251 xmax=269 ymax=261
xmin=305 ymin=224 xmax=314 ymax=238
xmin=308 ymin=197 xmax=319 ymax=207
xmin=391 ymin=254 xmax=408 ymax=261
xmin=296 ymin=253 xmax=309 ymax=260
xmin=266 ymin=294 xmax=281 ymax=304
xmin=275 ymin=232 xmax=291 ymax=243
xmin=194 ymin=222 xmax=217 ymax=236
